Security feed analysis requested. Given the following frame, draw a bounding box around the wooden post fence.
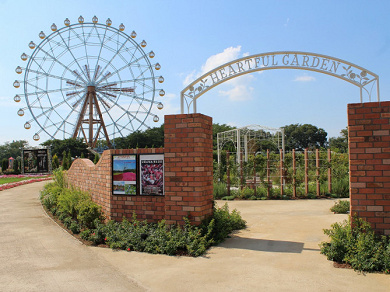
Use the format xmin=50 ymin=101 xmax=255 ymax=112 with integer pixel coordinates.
xmin=226 ymin=151 xmax=230 ymax=196
xmin=304 ymin=148 xmax=309 ymax=195
xmin=280 ymin=150 xmax=284 ymax=196
xmin=267 ymin=149 xmax=271 ymax=198
xmin=328 ymin=149 xmax=332 ymax=194
xmin=292 ymin=149 xmax=296 ymax=198
xmin=316 ymin=149 xmax=320 ymax=197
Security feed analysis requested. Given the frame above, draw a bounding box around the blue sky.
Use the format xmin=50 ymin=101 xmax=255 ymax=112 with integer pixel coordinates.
xmin=1 ymin=0 xmax=389 ymax=146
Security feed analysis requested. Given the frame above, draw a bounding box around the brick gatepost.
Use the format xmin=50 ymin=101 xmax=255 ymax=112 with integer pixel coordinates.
xmin=164 ymin=114 xmax=214 ymax=225
xmin=348 ymin=101 xmax=390 ymax=235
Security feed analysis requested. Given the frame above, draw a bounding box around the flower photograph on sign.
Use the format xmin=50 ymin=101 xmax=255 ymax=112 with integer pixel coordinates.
xmin=113 ymin=155 xmax=137 ymax=195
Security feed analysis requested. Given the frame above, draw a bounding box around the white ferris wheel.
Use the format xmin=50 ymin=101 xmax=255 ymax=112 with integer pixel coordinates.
xmin=14 ymin=15 xmax=164 ymax=148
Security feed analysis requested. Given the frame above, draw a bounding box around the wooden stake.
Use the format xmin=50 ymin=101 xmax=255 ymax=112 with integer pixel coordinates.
xmin=293 ymin=149 xmax=296 ymax=198
xmin=328 ymin=149 xmax=332 ymax=194
xmin=304 ymin=148 xmax=308 ymax=195
xmin=316 ymin=149 xmax=320 ymax=197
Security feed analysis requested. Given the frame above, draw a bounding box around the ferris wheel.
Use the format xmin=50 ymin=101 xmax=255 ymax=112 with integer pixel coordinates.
xmin=13 ymin=15 xmax=164 ymax=148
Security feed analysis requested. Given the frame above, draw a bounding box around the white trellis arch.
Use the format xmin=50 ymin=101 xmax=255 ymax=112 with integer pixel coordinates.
xmin=181 ymin=51 xmax=380 ymax=113
xmin=217 ymin=124 xmax=284 ymax=166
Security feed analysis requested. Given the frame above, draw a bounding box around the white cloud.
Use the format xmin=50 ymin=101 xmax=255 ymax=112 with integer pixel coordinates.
xmin=183 ymin=46 xmax=242 ymax=86
xmin=200 ymin=46 xmax=242 ymax=74
xmin=218 ymin=75 xmax=255 ymax=101
xmin=183 ymin=46 xmax=256 ymax=101
xmin=294 ymin=75 xmax=316 ymax=82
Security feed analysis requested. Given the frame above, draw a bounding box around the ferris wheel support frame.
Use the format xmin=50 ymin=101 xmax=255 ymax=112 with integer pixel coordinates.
xmin=73 ymin=86 xmax=112 ymax=148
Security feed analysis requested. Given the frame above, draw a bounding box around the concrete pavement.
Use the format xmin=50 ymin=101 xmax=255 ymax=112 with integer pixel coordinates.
xmin=1 ymin=181 xmax=389 ymax=291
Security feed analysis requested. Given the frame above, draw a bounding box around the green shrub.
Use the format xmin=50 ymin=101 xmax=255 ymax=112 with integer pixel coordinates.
xmin=52 ymin=154 xmax=60 ymax=170
xmin=221 ymin=195 xmax=236 ymax=200
xmin=58 ymin=189 xmax=85 ymax=219
xmin=82 ymin=204 xmax=246 ymax=257
xmin=330 ymin=200 xmax=350 ymax=214
xmin=80 ymin=229 xmax=91 ymax=241
xmin=239 ymin=187 xmax=254 ymax=199
xmin=320 ymin=216 xmax=390 ymax=273
xmin=62 ymin=216 xmax=73 ymax=228
xmin=41 ymin=169 xmax=246 ymax=257
xmin=213 ymin=182 xmax=227 ymax=199
xmin=40 ymin=182 xmax=62 ymax=210
xmin=332 ymin=177 xmax=349 ymax=198
xmin=202 ymin=203 xmax=246 ymax=244
xmin=77 ymin=199 xmax=104 ymax=229
xmin=52 ymin=168 xmax=67 ymax=189
xmin=69 ymin=221 xmax=81 ymax=234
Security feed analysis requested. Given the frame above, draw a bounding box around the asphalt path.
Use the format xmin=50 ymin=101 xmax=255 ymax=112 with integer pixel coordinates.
xmin=1 ymin=181 xmax=389 ymax=291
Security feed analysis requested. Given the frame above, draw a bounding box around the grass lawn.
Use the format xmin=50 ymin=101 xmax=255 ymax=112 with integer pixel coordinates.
xmin=0 ymin=176 xmax=47 ymax=185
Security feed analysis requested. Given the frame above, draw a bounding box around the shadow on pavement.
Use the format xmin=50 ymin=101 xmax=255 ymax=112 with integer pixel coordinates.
xmin=219 ymin=237 xmax=320 ymax=253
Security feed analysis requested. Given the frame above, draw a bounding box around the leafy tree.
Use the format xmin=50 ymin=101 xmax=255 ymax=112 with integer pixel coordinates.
xmin=329 ymin=127 xmax=348 ymax=153
xmin=283 ymin=124 xmax=328 ymax=151
xmin=41 ymin=138 xmax=88 ymax=160
xmin=213 ymin=123 xmax=236 ymax=150
xmin=112 ymin=125 xmax=164 ymax=149
xmin=0 ymin=140 xmax=29 ymax=161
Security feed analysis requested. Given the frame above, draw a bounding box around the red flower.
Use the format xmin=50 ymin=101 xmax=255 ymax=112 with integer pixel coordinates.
xmin=104 ymin=237 xmax=107 ymax=241
xmin=127 ymin=247 xmax=131 ymax=251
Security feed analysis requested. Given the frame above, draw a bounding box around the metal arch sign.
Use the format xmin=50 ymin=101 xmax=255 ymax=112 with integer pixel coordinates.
xmin=180 ymin=51 xmax=380 ymax=113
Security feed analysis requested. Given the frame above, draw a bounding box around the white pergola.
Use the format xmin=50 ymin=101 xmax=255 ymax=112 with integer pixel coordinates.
xmin=217 ymin=124 xmax=285 ymax=165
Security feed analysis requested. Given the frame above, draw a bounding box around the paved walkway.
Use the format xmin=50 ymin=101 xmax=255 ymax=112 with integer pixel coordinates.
xmin=1 ymin=181 xmax=389 ymax=291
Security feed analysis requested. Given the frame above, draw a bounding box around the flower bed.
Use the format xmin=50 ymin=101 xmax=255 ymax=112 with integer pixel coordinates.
xmin=0 ymin=175 xmax=51 ymax=191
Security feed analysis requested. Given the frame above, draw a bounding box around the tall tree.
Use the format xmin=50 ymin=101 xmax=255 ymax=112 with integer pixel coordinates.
xmin=0 ymin=140 xmax=29 ymax=161
xmin=283 ymin=124 xmax=328 ymax=151
xmin=41 ymin=138 xmax=89 ymax=159
xmin=329 ymin=127 xmax=348 ymax=153
xmin=213 ymin=123 xmax=236 ymax=150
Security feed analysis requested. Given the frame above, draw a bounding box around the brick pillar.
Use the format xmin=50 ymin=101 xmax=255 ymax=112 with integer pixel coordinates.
xmin=348 ymin=101 xmax=390 ymax=235
xmin=164 ymin=114 xmax=214 ymax=225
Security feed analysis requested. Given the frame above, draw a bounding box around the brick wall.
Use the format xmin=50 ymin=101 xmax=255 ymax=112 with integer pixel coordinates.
xmin=164 ymin=114 xmax=214 ymax=225
xmin=348 ymin=101 xmax=390 ymax=235
xmin=67 ymin=113 xmax=213 ymax=225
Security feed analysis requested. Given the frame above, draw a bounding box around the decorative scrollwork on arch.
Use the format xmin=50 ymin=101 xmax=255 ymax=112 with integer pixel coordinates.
xmin=181 ymin=51 xmax=380 ymax=114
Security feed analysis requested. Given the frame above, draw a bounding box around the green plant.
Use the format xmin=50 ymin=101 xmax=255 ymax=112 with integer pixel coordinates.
xmin=331 ymin=177 xmax=349 ymax=198
xmin=67 ymin=150 xmax=72 ymax=168
xmin=201 ymin=203 xmax=246 ymax=244
xmin=77 ymin=199 xmax=104 ymax=229
xmin=93 ymin=153 xmax=100 ymax=164
xmin=57 ymin=188 xmax=88 ymax=219
xmin=69 ymin=221 xmax=81 ymax=234
xmin=52 ymin=168 xmax=67 ymax=189
xmin=330 ymin=200 xmax=350 ymax=214
xmin=213 ymin=182 xmax=228 ymax=199
xmin=40 ymin=182 xmax=62 ymax=210
xmin=52 ymin=154 xmax=60 ymax=170
xmin=62 ymin=150 xmax=69 ymax=170
xmin=320 ymin=216 xmax=390 ymax=273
